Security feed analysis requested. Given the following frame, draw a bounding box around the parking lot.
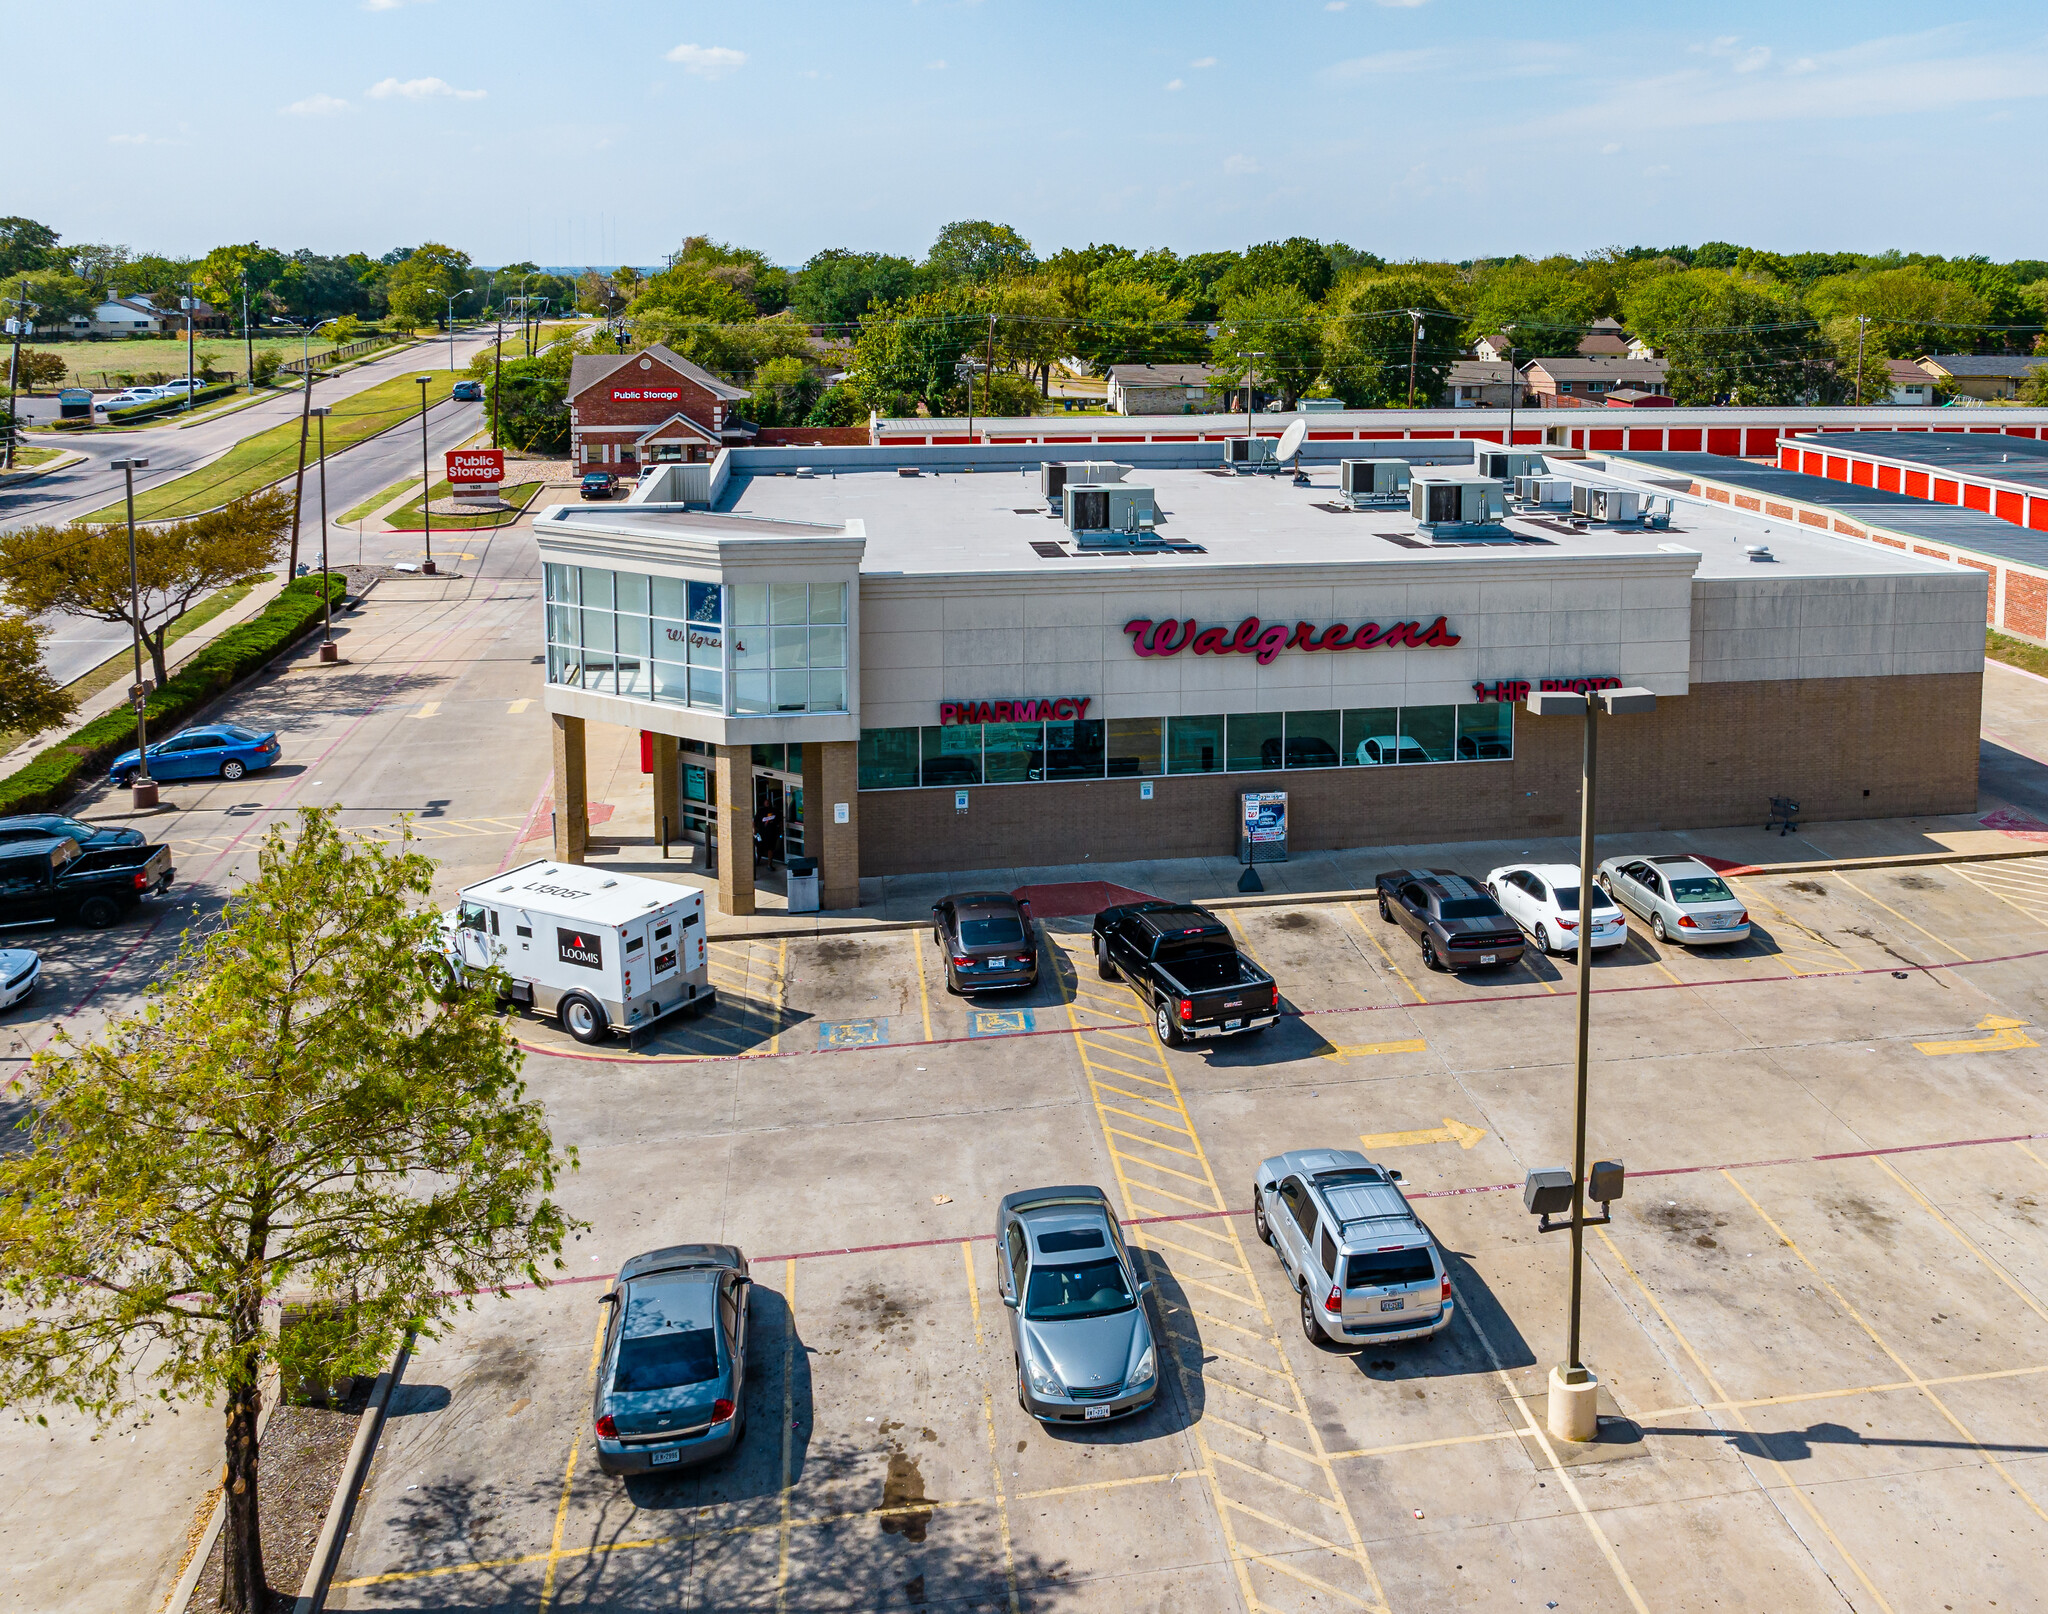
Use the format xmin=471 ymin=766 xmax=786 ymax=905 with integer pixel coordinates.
xmin=326 ymin=860 xmax=2048 ymax=1612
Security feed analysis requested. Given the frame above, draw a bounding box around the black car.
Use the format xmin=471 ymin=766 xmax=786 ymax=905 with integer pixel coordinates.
xmin=1374 ymin=867 xmax=1524 ymax=972
xmin=580 ymin=472 xmax=617 ymax=499
xmin=933 ymin=890 xmax=1039 ymax=995
xmin=0 ymin=813 xmax=145 ymax=851
xmin=1259 ymin=735 xmax=1340 ymax=769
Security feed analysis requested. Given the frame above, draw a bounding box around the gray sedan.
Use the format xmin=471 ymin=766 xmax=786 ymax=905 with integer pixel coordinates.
xmin=591 ymin=1244 xmax=750 ymax=1475
xmin=997 ymin=1186 xmax=1158 ymax=1424
xmin=1597 ymin=854 xmax=1751 ymax=945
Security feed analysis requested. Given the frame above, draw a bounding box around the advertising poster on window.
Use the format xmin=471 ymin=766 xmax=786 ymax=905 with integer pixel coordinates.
xmin=1239 ymin=791 xmax=1288 ymax=865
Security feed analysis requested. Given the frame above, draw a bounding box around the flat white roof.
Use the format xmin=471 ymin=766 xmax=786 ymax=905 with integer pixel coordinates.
xmin=469 ymin=861 xmax=703 ymax=927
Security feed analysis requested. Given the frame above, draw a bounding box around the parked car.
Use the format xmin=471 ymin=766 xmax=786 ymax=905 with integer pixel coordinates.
xmin=1485 ymin=863 xmax=1627 ymax=955
xmin=95 ymin=387 xmax=165 ymax=413
xmin=0 ymin=813 xmax=145 ymax=851
xmin=0 ymin=836 xmax=175 ymax=931
xmin=580 ymin=472 xmax=617 ymax=499
xmin=1093 ymin=901 xmax=1280 ymax=1045
xmin=1354 ymin=734 xmax=1430 ymax=766
xmin=1253 ymin=1147 xmax=1452 ymax=1346
xmin=1598 ymin=855 xmax=1750 ymax=945
xmin=1259 ymin=734 xmax=1339 ymax=769
xmin=591 ymin=1244 xmax=751 ymax=1475
xmin=108 ymin=722 xmax=282 ymax=787
xmin=997 ymin=1185 xmax=1157 ymax=1423
xmin=1374 ymin=868 xmax=1524 ymax=971
xmin=0 ymin=946 xmax=39 ymax=1012
xmin=451 ymin=380 xmax=485 ymax=401
xmin=932 ymin=890 xmax=1039 ymax=995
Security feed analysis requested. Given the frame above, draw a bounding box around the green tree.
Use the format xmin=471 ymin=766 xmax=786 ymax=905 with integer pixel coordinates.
xmin=386 ymin=281 xmax=441 ymax=331
xmin=0 ymin=808 xmax=575 ymax=1614
xmin=1320 ymin=270 xmax=1466 ymax=407
xmin=6 ymin=350 xmax=67 ymax=392
xmin=0 ymin=609 xmax=75 ymax=734
xmin=1806 ymin=266 xmax=1989 ymax=361
xmin=0 ymin=492 xmax=286 ymax=686
xmin=1464 ymin=257 xmax=1600 ymax=353
xmin=193 ymin=243 xmax=288 ymax=319
xmin=10 ymin=268 xmax=96 ymax=328
xmin=384 ymin=243 xmax=474 ymax=328
xmin=791 ymin=249 xmax=918 ymax=328
xmin=1210 ymin=285 xmax=1324 ymax=409
xmin=107 ymin=253 xmax=194 ymax=303
xmin=746 ymin=352 xmax=824 ymax=426
xmin=1069 ymin=276 xmax=1204 ymax=375
xmin=804 ymin=383 xmax=867 ymax=428
xmin=627 ymin=262 xmax=759 ymax=327
xmin=846 ymin=289 xmax=979 ymax=417
xmin=1216 ymin=238 xmax=1335 ymax=305
xmin=2021 ymin=363 xmax=2048 ymax=405
xmin=924 ymin=220 xmax=1036 ymax=285
xmin=1622 ymin=270 xmax=1839 ymax=404
xmin=0 ymin=216 xmax=60 ymax=278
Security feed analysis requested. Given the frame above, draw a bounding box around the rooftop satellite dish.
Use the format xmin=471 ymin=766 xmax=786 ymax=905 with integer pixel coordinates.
xmin=1275 ymin=418 xmax=1307 ymax=462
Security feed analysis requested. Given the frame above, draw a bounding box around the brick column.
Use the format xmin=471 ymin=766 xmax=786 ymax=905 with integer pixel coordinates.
xmin=651 ymin=732 xmax=679 ymax=853
xmin=550 ymin=713 xmax=588 ymax=865
xmin=714 ymin=745 xmax=754 ymax=917
xmin=802 ymin=740 xmax=860 ymax=910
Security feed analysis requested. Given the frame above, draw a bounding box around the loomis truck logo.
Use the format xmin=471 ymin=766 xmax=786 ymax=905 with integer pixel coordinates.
xmin=557 ymin=929 xmax=603 ymax=969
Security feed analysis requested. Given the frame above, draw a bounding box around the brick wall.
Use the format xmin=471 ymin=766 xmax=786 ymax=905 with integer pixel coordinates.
xmin=570 ymin=355 xmax=727 ymax=437
xmin=2006 ymin=571 xmax=2048 ymax=640
xmin=754 ymin=427 xmax=871 ymax=447
xmin=856 ymin=672 xmax=1982 ymax=875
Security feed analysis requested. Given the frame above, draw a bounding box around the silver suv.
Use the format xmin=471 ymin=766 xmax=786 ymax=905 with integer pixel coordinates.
xmin=1253 ymin=1148 xmax=1452 ymax=1346
xmin=997 ymin=1186 xmax=1158 ymax=1423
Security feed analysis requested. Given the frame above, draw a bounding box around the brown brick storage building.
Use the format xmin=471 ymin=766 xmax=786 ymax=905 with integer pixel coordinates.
xmin=536 ymin=438 xmax=1985 ymax=913
xmin=566 ymin=344 xmax=754 ymax=479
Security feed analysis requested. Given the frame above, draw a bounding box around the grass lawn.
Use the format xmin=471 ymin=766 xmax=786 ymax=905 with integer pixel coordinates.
xmin=4 ymin=445 xmax=63 ymax=470
xmin=79 ymin=372 xmax=470 ymax=523
xmin=1988 ymin=630 xmax=2048 ymax=679
xmin=0 ymin=575 xmax=268 ymax=755
xmin=386 ymin=478 xmax=543 ymax=531
xmin=12 ymin=335 xmax=358 ymax=390
xmin=338 ymin=474 xmax=421 ymax=525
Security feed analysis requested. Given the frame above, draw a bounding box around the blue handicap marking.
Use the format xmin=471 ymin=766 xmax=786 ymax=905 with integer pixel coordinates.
xmin=970 ymin=1009 xmax=1036 ymax=1038
xmin=819 ymin=1018 xmax=889 ymax=1050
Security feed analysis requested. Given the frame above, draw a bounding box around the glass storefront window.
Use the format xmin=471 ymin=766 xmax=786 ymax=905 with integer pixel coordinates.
xmin=1107 ymin=717 xmax=1162 ymax=778
xmin=1457 ymin=703 xmax=1513 ymax=760
xmin=691 ymin=582 xmax=722 ymax=624
xmin=615 ymin=572 xmax=649 ymax=616
xmin=1401 ymin=705 xmax=1456 ymax=763
xmin=770 ymin=583 xmax=809 ymax=625
xmin=809 ymin=668 xmax=845 ymax=711
xmin=733 ymin=671 xmax=771 ymax=714
xmin=810 ymin=582 xmax=848 ymax=625
xmin=690 ymin=666 xmax=723 ymax=708
xmin=753 ymin=744 xmax=789 ymax=771
xmin=1227 ymin=712 xmax=1283 ymax=772
xmin=1284 ymin=710 xmax=1341 ymax=768
xmin=1046 ymin=720 xmax=1106 ymax=781
xmin=651 ymin=654 xmax=689 ymax=704
xmin=921 ymin=726 xmax=982 ymax=788
xmin=983 ymin=723 xmax=1045 ymax=783
xmin=771 ymin=625 xmax=809 ymax=668
xmin=1167 ymin=714 xmax=1224 ymax=775
xmin=733 ymin=584 xmax=769 ymax=626
xmin=772 ymin=670 xmax=812 ymax=712
xmin=859 ymin=728 xmax=920 ymax=791
xmin=579 ymin=567 xmax=613 ymax=612
xmin=1343 ymin=707 xmax=1403 ymax=766
xmin=651 ymin=575 xmax=687 ymax=620
xmin=545 ymin=562 xmax=578 ymax=604
xmin=614 ymin=614 xmax=650 ymax=698
xmin=808 ymin=624 xmax=847 ymax=669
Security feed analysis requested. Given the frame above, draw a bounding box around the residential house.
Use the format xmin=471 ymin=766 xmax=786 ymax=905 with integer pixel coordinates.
xmin=1521 ymin=355 xmax=1671 ymax=407
xmin=1915 ymin=355 xmax=2042 ymax=402
xmin=1105 ymin=362 xmax=1216 ymax=415
xmin=1576 ymin=317 xmax=1633 ymax=358
xmin=68 ymin=298 xmax=167 ymax=337
xmin=1445 ymin=359 xmax=1519 ymax=408
xmin=1885 ymin=359 xmax=1937 ymax=406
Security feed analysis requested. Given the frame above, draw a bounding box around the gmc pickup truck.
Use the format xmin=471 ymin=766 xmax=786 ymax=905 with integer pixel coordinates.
xmin=0 ymin=836 xmax=176 ymax=931
xmin=1092 ymin=901 xmax=1279 ymax=1047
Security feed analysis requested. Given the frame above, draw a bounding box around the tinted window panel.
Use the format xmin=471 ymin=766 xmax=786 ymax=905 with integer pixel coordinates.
xmin=1036 ymin=1229 xmax=1106 ymax=1254
xmin=1166 ymin=715 xmax=1223 ymax=775
xmin=613 ymin=1328 xmax=719 ymax=1391
xmin=960 ymin=916 xmax=1026 ymax=946
xmin=1345 ymin=1250 xmax=1437 ymax=1288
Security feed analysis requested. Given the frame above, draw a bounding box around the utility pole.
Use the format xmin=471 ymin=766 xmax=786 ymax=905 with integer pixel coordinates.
xmin=312 ymin=405 xmax=337 ymax=662
xmin=112 ymin=457 xmax=158 ymax=810
xmin=1243 ymin=350 xmax=1266 ymax=437
xmin=983 ymin=310 xmax=997 ymax=439
xmin=182 ymin=282 xmax=196 ymax=412
xmin=1406 ymin=310 xmax=1424 ymax=408
xmin=241 ymin=270 xmax=254 ymax=393
xmin=3 ymin=277 xmax=32 ymax=471
xmin=417 ymin=375 xmax=436 ymax=576
xmin=491 ymin=307 xmax=505 ymax=451
xmin=1855 ymin=314 xmax=1869 ymax=407
xmin=1503 ymin=323 xmax=1519 ymax=451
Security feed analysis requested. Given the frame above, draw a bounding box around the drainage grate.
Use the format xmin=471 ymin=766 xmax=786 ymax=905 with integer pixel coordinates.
xmin=1029 ymin=540 xmax=1068 ymax=558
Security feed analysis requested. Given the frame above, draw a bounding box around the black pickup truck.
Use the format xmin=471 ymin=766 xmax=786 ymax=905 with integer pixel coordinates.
xmin=1092 ymin=901 xmax=1280 ymax=1047
xmin=0 ymin=836 xmax=176 ymax=931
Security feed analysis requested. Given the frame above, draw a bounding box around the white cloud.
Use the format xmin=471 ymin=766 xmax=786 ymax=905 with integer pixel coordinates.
xmin=1165 ymin=77 xmax=1184 ymax=91
xmin=926 ymin=59 xmax=948 ymax=70
xmin=1223 ymin=153 xmax=1259 ymax=175
xmin=1375 ymin=0 xmax=1432 ymax=7
xmin=1326 ymin=1 xmax=1347 ymax=9
xmin=363 ymin=0 xmax=431 ymax=9
xmin=1191 ymin=56 xmax=1217 ymax=68
xmin=107 ymin=133 xmax=154 ymax=145
xmin=1735 ymin=46 xmax=1771 ymax=72
xmin=367 ymin=76 xmax=486 ymax=101
xmin=1643 ymin=164 xmax=1672 ymax=176
xmin=1329 ymin=48 xmax=1435 ymax=77
xmin=1600 ymin=140 xmax=1621 ymax=153
xmin=664 ymin=43 xmax=747 ymax=79
xmin=282 ymin=93 xmax=349 ymax=116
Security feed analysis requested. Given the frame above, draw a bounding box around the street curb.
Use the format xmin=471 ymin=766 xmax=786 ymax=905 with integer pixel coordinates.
xmin=0 ymin=448 xmax=87 ymax=483
xmin=159 ymin=1374 xmax=280 ymax=1614
xmin=291 ymin=1337 xmax=411 ymax=1614
xmin=702 ymin=842 xmax=2048 ymax=942
xmin=1988 ymin=653 xmax=2048 ymax=689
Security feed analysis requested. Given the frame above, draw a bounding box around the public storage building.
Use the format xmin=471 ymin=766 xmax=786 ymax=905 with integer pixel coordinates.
xmin=534 ymin=441 xmax=1987 ymax=916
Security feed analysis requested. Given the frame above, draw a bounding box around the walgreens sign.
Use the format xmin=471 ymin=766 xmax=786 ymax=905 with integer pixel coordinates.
xmin=1123 ymin=614 xmax=1460 ymax=665
xmin=445 ymin=448 xmax=505 ymax=484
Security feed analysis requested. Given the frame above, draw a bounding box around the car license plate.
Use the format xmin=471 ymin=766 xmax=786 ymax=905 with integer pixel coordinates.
xmin=1381 ymin=1297 xmax=1404 ymax=1311
xmin=650 ymin=1448 xmax=680 ymax=1465
xmin=1480 ymin=953 xmax=1496 ymax=965
xmin=1084 ymin=1405 xmax=1112 ymax=1420
xmin=1225 ymin=1018 xmax=1242 ymax=1030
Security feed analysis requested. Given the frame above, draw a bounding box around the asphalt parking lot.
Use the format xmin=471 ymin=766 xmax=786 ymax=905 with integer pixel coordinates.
xmin=326 ymin=860 xmax=2048 ymax=1612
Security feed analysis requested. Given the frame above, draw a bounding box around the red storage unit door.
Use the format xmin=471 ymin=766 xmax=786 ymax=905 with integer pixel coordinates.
xmin=1668 ymin=428 xmax=1701 ymax=451
xmin=1963 ymin=483 xmax=1991 ymax=512
xmin=1627 ymin=429 xmax=1664 ymax=450
xmin=1877 ymin=466 xmax=1901 ymax=492
xmin=1905 ymin=470 xmax=1929 ymax=498
xmin=1851 ymin=459 xmax=1874 ymax=486
xmin=1707 ymin=428 xmax=1742 ymax=456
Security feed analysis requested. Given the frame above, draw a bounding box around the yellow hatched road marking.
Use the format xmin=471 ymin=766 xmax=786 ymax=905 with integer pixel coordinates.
xmin=1344 ymin=900 xmax=1427 ymax=1003
xmin=1096 ymin=1102 xmax=1195 ymax=1135
xmin=1104 ymin=1125 xmax=1206 ymax=1162
xmin=1827 ymin=871 xmax=1970 ymax=960
xmin=1163 ymin=1326 xmax=1295 ymax=1382
xmin=1198 ymin=1408 xmax=1323 ymax=1466
xmin=1112 ymin=1148 xmax=1216 ymax=1189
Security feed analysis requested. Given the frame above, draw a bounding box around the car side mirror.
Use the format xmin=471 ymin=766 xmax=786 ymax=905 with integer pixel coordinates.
xmin=599 ymin=1291 xmax=619 ymax=1305
xmin=1387 ymin=1169 xmax=1404 ymax=1184
xmin=1137 ymin=1280 xmax=1154 ymax=1298
xmin=1001 ymin=1294 xmax=1018 ymax=1310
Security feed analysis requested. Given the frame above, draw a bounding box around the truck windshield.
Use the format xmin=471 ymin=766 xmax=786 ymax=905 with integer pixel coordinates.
xmin=1024 ymin=1257 xmax=1135 ymax=1321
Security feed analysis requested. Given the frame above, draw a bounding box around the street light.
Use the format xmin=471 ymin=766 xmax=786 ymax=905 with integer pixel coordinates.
xmin=444 ymin=288 xmax=475 ymax=370
xmin=1500 ymin=323 xmax=1519 ymax=451
xmin=110 ymin=457 xmax=158 ymax=810
xmin=1523 ymin=682 xmax=1657 ymax=1443
xmin=310 ymin=404 xmax=338 ymax=663
xmin=416 ymin=374 xmax=437 ymax=576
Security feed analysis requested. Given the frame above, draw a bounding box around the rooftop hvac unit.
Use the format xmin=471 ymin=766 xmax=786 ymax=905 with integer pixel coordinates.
xmin=1478 ymin=449 xmax=1546 ymax=483
xmin=1065 ymin=482 xmax=1158 ymax=543
xmin=1513 ymin=474 xmax=1573 ymax=507
xmin=1411 ymin=475 xmax=1508 ymax=535
xmin=1224 ymin=436 xmax=1277 ymax=470
xmin=1340 ymin=458 xmax=1411 ymax=507
xmin=1570 ymin=485 xmax=1643 ymax=524
xmin=1039 ymin=460 xmax=1130 ymax=507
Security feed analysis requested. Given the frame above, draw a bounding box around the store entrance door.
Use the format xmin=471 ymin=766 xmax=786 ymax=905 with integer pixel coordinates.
xmin=751 ymin=764 xmax=805 ymax=870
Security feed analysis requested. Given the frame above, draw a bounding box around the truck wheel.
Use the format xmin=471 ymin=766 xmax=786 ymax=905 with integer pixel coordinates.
xmin=1420 ymin=936 xmax=1445 ymax=972
xmin=1154 ymin=1002 xmax=1182 ymax=1048
xmin=220 ymin=758 xmax=247 ymax=781
xmin=1299 ymin=1285 xmax=1325 ymax=1345
xmin=1096 ymin=938 xmax=1120 ymax=980
xmin=1254 ymin=1190 xmax=1273 ymax=1245
xmin=561 ymin=992 xmax=609 ymax=1044
xmin=78 ymin=896 xmax=120 ymax=930
xmin=424 ymin=955 xmax=461 ymax=1002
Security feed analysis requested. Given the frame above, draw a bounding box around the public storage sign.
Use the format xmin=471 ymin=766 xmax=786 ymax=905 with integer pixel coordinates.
xmin=446 ymin=448 xmax=505 ymax=484
xmin=609 ymin=386 xmax=684 ymax=403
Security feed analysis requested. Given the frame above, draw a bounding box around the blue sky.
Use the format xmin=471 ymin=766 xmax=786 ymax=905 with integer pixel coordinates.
xmin=14 ymin=1 xmax=2048 ymax=267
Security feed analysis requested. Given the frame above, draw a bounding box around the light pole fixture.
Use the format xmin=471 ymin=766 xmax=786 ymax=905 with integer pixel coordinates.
xmin=445 ymin=288 xmax=475 ymax=369
xmin=1522 ymin=682 xmax=1656 ymax=1443
xmin=1501 ymin=323 xmax=1519 ymax=450
xmin=416 ymin=374 xmax=436 ymax=576
xmin=311 ymin=404 xmax=338 ymax=663
xmin=111 ymin=456 xmax=158 ymax=810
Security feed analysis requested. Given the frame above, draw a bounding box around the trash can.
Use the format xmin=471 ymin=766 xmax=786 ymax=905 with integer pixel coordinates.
xmin=785 ymin=856 xmax=820 ymax=914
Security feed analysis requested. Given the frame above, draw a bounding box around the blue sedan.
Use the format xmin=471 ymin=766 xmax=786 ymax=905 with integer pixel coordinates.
xmin=109 ymin=723 xmax=282 ymax=786
xmin=592 ymin=1245 xmax=750 ymax=1476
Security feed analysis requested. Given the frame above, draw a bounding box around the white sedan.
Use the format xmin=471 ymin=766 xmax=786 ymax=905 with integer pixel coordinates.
xmin=0 ymin=946 xmax=39 ymax=1012
xmin=1484 ymin=864 xmax=1627 ymax=954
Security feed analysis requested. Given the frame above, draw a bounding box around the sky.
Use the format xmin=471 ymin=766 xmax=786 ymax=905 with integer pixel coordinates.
xmin=11 ymin=0 xmax=2048 ymax=268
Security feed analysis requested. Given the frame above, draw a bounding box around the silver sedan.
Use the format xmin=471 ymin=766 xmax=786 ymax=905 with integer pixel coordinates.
xmin=997 ymin=1185 xmax=1158 ymax=1425
xmin=1597 ymin=854 xmax=1751 ymax=945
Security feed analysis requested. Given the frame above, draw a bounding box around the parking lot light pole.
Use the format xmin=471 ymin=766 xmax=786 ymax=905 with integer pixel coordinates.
xmin=111 ymin=457 xmax=158 ymax=810
xmin=311 ymin=405 xmax=338 ymax=662
xmin=445 ymin=288 xmax=474 ymax=369
xmin=416 ymin=375 xmax=436 ymax=576
xmin=1525 ymin=683 xmax=1657 ymax=1441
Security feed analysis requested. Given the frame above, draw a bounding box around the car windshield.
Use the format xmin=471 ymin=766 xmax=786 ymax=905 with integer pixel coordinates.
xmin=1670 ymin=876 xmax=1734 ymax=904
xmin=613 ymin=1328 xmax=720 ymax=1392
xmin=959 ymin=915 xmax=1024 ymax=946
xmin=1550 ymin=887 xmax=1617 ymax=913
xmin=219 ymin=724 xmax=263 ymax=743
xmin=1024 ymin=1256 xmax=1134 ymax=1321
xmin=1437 ymin=899 xmax=1503 ymax=920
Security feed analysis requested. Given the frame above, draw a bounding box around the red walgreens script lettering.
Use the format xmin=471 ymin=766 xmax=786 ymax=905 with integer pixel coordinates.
xmin=939 ymin=698 xmax=1092 ymax=725
xmin=1122 ymin=615 xmax=1459 ymax=664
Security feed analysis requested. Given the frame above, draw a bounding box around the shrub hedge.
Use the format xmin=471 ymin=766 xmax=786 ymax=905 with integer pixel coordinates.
xmin=0 ymin=575 xmax=346 ymax=816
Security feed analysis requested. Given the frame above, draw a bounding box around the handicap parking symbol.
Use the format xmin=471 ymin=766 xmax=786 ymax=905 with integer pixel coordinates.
xmin=819 ymin=1018 xmax=888 ymax=1050
xmin=970 ymin=1009 xmax=1035 ymax=1038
